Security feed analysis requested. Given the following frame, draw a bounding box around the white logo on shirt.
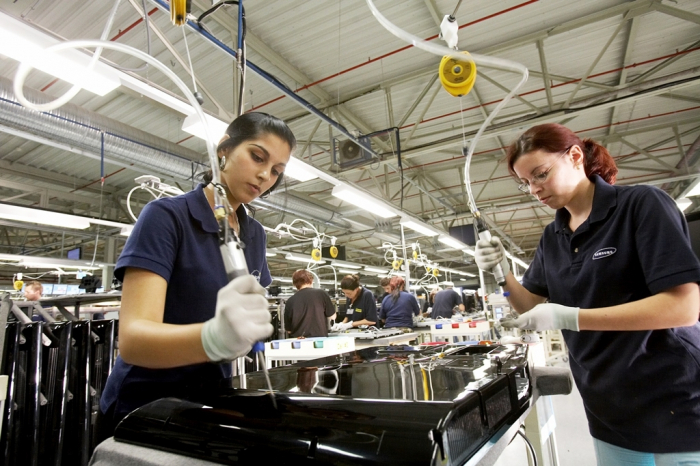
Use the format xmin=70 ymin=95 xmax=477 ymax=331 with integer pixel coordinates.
xmin=592 ymin=247 xmax=616 ymax=260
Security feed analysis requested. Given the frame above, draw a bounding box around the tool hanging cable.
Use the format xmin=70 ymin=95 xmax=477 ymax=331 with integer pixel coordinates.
xmin=365 ymin=0 xmax=528 ymax=287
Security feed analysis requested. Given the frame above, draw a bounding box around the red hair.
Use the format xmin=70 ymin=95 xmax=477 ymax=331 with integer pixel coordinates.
xmin=389 ymin=276 xmax=405 ymax=302
xmin=506 ymin=123 xmax=617 ymax=184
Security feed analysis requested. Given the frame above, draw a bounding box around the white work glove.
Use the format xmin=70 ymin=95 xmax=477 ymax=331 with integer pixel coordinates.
xmin=475 ymin=237 xmax=510 ymax=278
xmin=201 ymin=275 xmax=273 ymax=362
xmin=500 ymin=303 xmax=580 ymax=332
xmin=331 ymin=322 xmax=353 ymax=332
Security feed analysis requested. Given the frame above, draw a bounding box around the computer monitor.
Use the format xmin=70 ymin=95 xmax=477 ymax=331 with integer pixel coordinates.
xmin=66 ymin=284 xmax=80 ymax=295
xmin=54 ymin=284 xmax=68 ymax=295
xmin=67 ymin=247 xmax=82 ymax=260
xmin=42 ymin=284 xmax=54 ymax=295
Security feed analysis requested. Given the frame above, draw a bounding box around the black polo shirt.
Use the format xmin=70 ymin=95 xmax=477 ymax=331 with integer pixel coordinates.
xmin=344 ymin=287 xmax=378 ymax=324
xmin=523 ymin=175 xmax=700 ymax=453
xmin=432 ymin=289 xmax=463 ymax=319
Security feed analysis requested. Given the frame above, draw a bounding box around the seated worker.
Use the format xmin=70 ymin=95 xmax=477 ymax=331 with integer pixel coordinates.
xmin=284 ymin=269 xmax=336 ymax=338
xmin=333 ymin=274 xmax=377 ymax=331
xmin=431 ymin=284 xmax=465 ymax=319
xmin=379 ymin=277 xmax=420 ymax=328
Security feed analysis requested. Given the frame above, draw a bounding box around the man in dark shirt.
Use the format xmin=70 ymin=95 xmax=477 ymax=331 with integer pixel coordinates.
xmin=431 ymin=284 xmax=465 ymax=319
xmin=284 ymin=270 xmax=336 ymax=338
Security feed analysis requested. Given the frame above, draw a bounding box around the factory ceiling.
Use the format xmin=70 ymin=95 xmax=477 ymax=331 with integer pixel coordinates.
xmin=0 ymin=0 xmax=699 ymax=287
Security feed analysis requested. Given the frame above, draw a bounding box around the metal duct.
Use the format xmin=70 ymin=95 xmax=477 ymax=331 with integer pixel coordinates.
xmin=0 ymin=76 xmax=203 ymax=179
xmin=0 ymin=77 xmax=360 ymax=230
xmin=253 ymin=194 xmax=351 ymax=230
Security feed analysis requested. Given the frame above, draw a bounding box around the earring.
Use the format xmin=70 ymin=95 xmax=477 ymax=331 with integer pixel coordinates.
xmin=219 ymin=155 xmax=226 ymax=170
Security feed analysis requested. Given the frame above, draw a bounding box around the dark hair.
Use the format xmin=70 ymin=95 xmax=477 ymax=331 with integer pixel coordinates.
xmin=506 ymin=123 xmax=617 ymax=184
xmin=389 ymin=276 xmax=405 ymax=302
xmin=202 ymin=112 xmax=297 ymax=196
xmin=340 ymin=274 xmax=361 ymax=291
xmin=292 ymin=269 xmax=313 ymax=290
xmin=379 ymin=277 xmax=391 ymax=287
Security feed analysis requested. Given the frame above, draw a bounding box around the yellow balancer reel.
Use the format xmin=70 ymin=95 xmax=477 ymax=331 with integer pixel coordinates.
xmin=311 ymin=249 xmax=322 ymax=262
xmin=13 ymin=280 xmax=24 ymax=291
xmin=329 ymin=246 xmax=339 ymax=258
xmin=171 ymin=0 xmax=191 ymax=26
xmin=439 ymin=52 xmax=477 ymax=97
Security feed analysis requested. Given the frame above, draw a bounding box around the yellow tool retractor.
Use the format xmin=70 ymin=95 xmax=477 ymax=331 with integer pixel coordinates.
xmin=171 ymin=0 xmax=190 ymax=26
xmin=439 ymin=52 xmax=477 ymax=97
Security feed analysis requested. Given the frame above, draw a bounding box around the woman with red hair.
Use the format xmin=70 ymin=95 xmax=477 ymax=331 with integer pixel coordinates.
xmin=379 ymin=276 xmax=419 ymax=328
xmin=476 ymin=123 xmax=700 ymax=465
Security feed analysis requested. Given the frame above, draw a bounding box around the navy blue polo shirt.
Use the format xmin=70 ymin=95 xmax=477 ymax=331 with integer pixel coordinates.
xmin=344 ymin=287 xmax=378 ymax=323
xmin=523 ymin=175 xmax=700 ymax=453
xmin=380 ymin=291 xmax=420 ymax=328
xmin=432 ymin=288 xmax=463 ymax=319
xmin=101 ymin=183 xmax=271 ymax=420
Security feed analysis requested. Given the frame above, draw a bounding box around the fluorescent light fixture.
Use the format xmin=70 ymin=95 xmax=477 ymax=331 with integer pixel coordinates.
xmin=438 ymin=235 xmax=466 ymax=250
xmin=677 ymin=198 xmax=693 ymax=212
xmin=266 ymin=252 xmax=277 ymax=257
xmin=0 ymin=203 xmax=134 ymax=235
xmin=686 ymin=180 xmax=700 ymax=197
xmin=181 ymin=113 xmax=229 ymax=142
xmin=331 ymin=260 xmax=362 ymax=269
xmin=0 ymin=204 xmax=91 ymax=229
xmin=285 ymin=157 xmax=318 ymax=182
xmin=18 ymin=256 xmax=102 ymax=270
xmin=285 ymin=252 xmax=326 ymax=264
xmin=400 ymin=218 xmax=439 ymax=237
xmin=337 ymin=268 xmax=360 ymax=275
xmin=462 ymin=248 xmax=476 ymax=256
xmin=0 ymin=12 xmax=120 ymax=96
xmin=364 ymin=266 xmax=388 ymax=274
xmin=273 ymin=277 xmax=293 ymax=283
xmin=505 ymin=251 xmax=529 ymax=270
xmin=331 ymin=185 xmax=397 ymax=219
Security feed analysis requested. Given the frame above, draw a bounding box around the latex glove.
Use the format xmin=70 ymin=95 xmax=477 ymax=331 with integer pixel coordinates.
xmin=475 ymin=237 xmax=510 ymax=278
xmin=500 ymin=303 xmax=580 ymax=332
xmin=201 ymin=275 xmax=273 ymax=362
xmin=331 ymin=322 xmax=353 ymax=332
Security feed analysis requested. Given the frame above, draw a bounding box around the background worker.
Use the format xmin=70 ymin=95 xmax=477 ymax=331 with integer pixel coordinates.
xmin=431 ymin=283 xmax=465 ymax=319
xmin=284 ymin=269 xmax=336 ymax=338
xmin=23 ymin=280 xmax=43 ymax=301
xmin=379 ymin=276 xmax=420 ymax=328
xmin=333 ymin=274 xmax=377 ymax=331
xmin=476 ymin=123 xmax=700 ymax=465
xmin=421 ymin=287 xmax=439 ymax=316
xmin=98 ymin=112 xmax=295 ymax=438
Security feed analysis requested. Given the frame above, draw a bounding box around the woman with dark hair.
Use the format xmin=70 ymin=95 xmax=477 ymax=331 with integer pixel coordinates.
xmin=379 ymin=276 xmax=420 ymax=328
xmin=333 ymin=274 xmax=377 ymax=331
xmin=476 ymin=123 xmax=700 ymax=465
xmin=98 ymin=112 xmax=296 ymax=436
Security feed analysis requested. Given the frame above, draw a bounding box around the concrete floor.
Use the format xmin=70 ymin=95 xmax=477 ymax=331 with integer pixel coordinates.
xmin=493 ymin=365 xmax=597 ymax=466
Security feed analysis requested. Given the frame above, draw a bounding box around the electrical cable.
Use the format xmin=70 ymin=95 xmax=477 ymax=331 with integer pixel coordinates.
xmin=182 ymin=26 xmax=204 ymax=104
xmin=517 ymin=428 xmax=539 ymax=466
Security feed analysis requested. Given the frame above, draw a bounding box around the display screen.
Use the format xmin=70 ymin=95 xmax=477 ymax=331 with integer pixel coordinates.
xmin=42 ymin=284 xmax=54 ymax=295
xmin=53 ymin=284 xmax=68 ymax=295
xmin=67 ymin=247 xmax=82 ymax=260
xmin=66 ymin=284 xmax=80 ymax=295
